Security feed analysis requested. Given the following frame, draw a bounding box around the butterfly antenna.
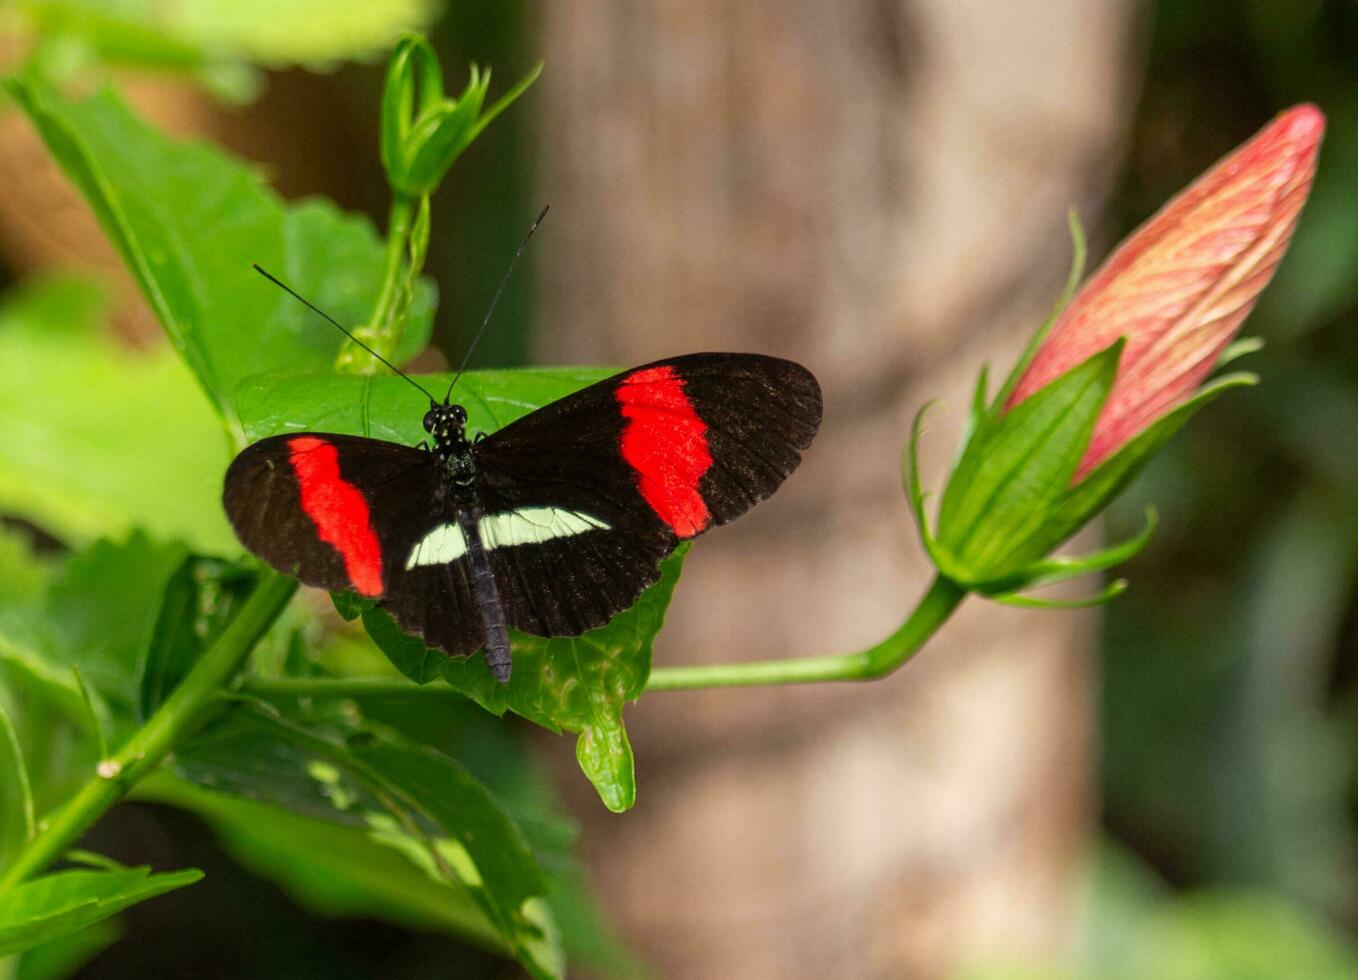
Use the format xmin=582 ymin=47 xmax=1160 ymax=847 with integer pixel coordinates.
xmin=252 ymin=263 xmax=437 ymax=404
xmin=444 ymin=204 xmax=550 ymax=403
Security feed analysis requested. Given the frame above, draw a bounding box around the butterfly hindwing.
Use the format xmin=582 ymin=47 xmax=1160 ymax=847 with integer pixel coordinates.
xmin=482 ymin=511 xmax=673 ymax=637
xmin=379 ymin=532 xmax=486 ymax=660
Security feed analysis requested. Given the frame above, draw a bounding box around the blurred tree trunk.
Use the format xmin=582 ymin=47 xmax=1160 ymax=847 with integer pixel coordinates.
xmin=538 ymin=2 xmax=1135 ymax=976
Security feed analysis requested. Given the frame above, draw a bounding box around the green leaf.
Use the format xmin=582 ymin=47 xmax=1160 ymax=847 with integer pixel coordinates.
xmin=138 ymin=558 xmax=258 ymax=720
xmin=0 ymin=701 xmax=36 ymax=848
xmin=162 ymin=0 xmax=438 ymax=69
xmin=935 ymin=341 xmax=1120 ymax=585
xmin=351 ymin=736 xmax=551 ymax=968
xmin=1081 ymin=845 xmax=1358 ymax=980
xmin=0 ymin=866 xmax=202 ymax=957
xmin=440 ymin=551 xmax=686 ymax=813
xmin=0 ymin=527 xmax=51 ymax=607
xmin=279 ymin=550 xmax=683 ymax=815
xmin=0 ymin=533 xmax=186 ymax=734
xmin=236 ymin=367 xmax=612 ymax=445
xmin=354 ymin=694 xmax=640 ymax=975
xmin=0 ymin=276 xmax=236 ymax=554
xmin=134 ymin=773 xmax=503 ymax=949
xmin=14 ymin=917 xmax=121 ymax=980
xmin=70 ymin=667 xmax=109 ymax=762
xmin=0 ymin=662 xmax=99 ymax=870
xmin=329 ymin=591 xmax=373 ymax=623
xmin=7 ymin=79 xmax=434 ymax=431
xmin=359 ymin=606 xmax=445 ymax=684
xmin=33 ymin=535 xmax=185 ymax=722
xmin=19 ymin=0 xmax=438 ymax=100
xmin=150 ymin=693 xmax=632 ymax=975
xmin=172 ymin=707 xmax=553 ymax=972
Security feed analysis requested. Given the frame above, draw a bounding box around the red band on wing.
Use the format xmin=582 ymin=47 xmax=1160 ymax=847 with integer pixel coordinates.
xmin=617 ymin=365 xmax=713 ymax=538
xmin=288 ymin=437 xmax=384 ymax=596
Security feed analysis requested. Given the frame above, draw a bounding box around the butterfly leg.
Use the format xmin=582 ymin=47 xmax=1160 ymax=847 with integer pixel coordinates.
xmin=456 ymin=507 xmax=513 ymax=683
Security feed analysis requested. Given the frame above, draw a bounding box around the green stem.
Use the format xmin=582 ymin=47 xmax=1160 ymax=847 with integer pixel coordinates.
xmin=0 ymin=572 xmax=297 ymax=891
xmin=645 ymin=575 xmax=965 ymax=690
xmin=336 ymin=193 xmax=415 ymax=372
xmin=241 ymin=675 xmax=461 ymax=699
xmin=241 ymin=576 xmax=966 ymax=700
xmin=372 ymin=194 xmax=416 ymax=334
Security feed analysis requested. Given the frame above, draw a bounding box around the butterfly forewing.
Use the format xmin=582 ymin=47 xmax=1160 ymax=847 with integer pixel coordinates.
xmin=470 ymin=352 xmax=822 ymax=636
xmin=224 ymin=433 xmax=483 ymax=658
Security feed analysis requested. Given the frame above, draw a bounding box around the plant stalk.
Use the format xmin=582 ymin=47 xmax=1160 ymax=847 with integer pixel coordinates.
xmin=0 ymin=572 xmax=297 ymax=891
xmin=649 ymin=575 xmax=964 ymax=689
xmin=240 ymin=675 xmax=462 ymax=699
xmin=336 ymin=193 xmax=416 ymax=372
xmin=372 ymin=194 xmax=416 ymax=333
xmin=241 ymin=576 xmax=967 ymax=699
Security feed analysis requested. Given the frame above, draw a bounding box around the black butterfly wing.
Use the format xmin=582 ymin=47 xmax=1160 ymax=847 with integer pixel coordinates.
xmin=222 ymin=433 xmax=483 ymax=658
xmin=470 ymin=352 xmax=823 ymax=637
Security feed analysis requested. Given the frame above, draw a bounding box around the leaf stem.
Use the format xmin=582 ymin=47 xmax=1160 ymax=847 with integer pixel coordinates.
xmin=240 ymin=675 xmax=462 ymax=699
xmin=240 ymin=576 xmax=967 ymax=700
xmin=0 ymin=572 xmax=297 ymax=891
xmin=337 ymin=193 xmax=416 ymax=371
xmin=374 ymin=194 xmax=415 ymax=332
xmin=645 ymin=575 xmax=965 ymax=690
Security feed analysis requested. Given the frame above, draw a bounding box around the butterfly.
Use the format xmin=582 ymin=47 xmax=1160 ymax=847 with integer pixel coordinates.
xmin=223 ymin=351 xmax=822 ymax=683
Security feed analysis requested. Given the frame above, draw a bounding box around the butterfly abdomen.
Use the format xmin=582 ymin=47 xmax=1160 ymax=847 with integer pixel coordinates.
xmin=457 ymin=506 xmax=512 ymax=683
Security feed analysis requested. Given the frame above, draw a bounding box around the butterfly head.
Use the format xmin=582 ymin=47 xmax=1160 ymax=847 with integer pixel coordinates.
xmin=423 ymin=403 xmax=469 ymax=448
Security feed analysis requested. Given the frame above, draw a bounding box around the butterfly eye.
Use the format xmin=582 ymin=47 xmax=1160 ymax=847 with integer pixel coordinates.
xmin=451 ymin=405 xmax=468 ymax=425
xmin=422 ymin=410 xmax=438 ymax=431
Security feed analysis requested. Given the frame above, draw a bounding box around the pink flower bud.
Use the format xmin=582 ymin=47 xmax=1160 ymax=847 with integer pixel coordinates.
xmin=1008 ymin=104 xmax=1324 ymax=479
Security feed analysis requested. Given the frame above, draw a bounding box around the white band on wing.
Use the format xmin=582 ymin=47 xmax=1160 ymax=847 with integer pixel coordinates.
xmin=405 ymin=507 xmax=611 ymax=569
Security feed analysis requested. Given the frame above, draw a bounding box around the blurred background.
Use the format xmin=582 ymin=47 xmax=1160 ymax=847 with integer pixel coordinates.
xmin=2 ymin=1 xmax=1358 ymax=977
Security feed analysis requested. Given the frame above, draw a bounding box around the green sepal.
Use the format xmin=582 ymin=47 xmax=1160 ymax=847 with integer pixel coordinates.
xmin=957 ymin=363 xmax=990 ymax=463
xmin=1038 ymin=372 xmax=1257 ymax=551
xmin=1218 ymin=336 xmax=1264 ymax=368
xmin=993 ymin=577 xmax=1127 ymax=609
xmin=990 ymin=209 xmax=1087 ymax=413
xmin=933 ymin=339 xmax=1121 ymax=585
xmin=403 ymin=62 xmax=542 ymax=195
xmin=902 ymin=400 xmax=943 ymax=568
xmin=970 ymin=507 xmax=1154 ymax=606
xmin=380 ymin=35 xmax=444 ymax=184
xmin=380 ymin=34 xmax=542 ymax=198
xmin=1011 ymin=506 xmax=1156 ymax=591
